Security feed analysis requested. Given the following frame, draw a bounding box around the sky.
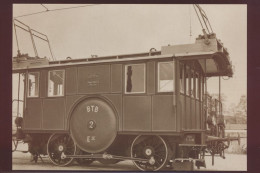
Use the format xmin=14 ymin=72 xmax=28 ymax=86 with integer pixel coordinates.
xmin=12 ymin=4 xmax=247 ymax=108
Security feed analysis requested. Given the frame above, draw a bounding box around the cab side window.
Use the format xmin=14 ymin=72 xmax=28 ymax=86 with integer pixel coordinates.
xmin=196 ymin=73 xmax=200 ymax=99
xmin=48 ymin=70 xmax=65 ymax=97
xmin=201 ymin=76 xmax=204 ymax=101
xmin=125 ymin=64 xmax=145 ymax=94
xmin=28 ymin=72 xmax=39 ymax=97
xmin=185 ymin=65 xmax=190 ymax=96
xmin=158 ymin=61 xmax=175 ymax=92
xmin=191 ymin=69 xmax=195 ymax=97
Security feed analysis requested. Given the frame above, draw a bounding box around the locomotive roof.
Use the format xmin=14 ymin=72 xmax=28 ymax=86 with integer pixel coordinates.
xmin=12 ymin=37 xmax=233 ymax=77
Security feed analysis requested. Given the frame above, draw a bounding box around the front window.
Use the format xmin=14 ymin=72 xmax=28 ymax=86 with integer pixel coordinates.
xmin=27 ymin=72 xmax=39 ymax=97
xmin=191 ymin=69 xmax=195 ymax=97
xmin=48 ymin=70 xmax=65 ymax=97
xmin=158 ymin=61 xmax=174 ymax=92
xmin=196 ymin=73 xmax=199 ymax=99
xmin=201 ymin=76 xmax=204 ymax=101
xmin=185 ymin=65 xmax=190 ymax=96
xmin=125 ymin=64 xmax=145 ymax=94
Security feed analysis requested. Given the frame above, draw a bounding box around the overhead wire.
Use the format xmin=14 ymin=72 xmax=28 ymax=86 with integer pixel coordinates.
xmin=41 ymin=4 xmax=49 ymax=11
xmin=13 ymin=4 xmax=101 ymax=60
xmin=14 ymin=4 xmax=101 ymax=19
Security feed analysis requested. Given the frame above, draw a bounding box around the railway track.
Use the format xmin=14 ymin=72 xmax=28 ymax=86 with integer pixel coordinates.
xmin=12 ymin=144 xmax=246 ymax=171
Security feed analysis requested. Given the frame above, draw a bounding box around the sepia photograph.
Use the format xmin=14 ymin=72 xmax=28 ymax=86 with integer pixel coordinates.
xmin=11 ymin=4 xmax=247 ymax=171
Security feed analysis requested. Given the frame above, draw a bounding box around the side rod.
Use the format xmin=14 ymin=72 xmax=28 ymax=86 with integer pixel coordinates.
xmin=63 ymin=153 xmax=149 ymax=162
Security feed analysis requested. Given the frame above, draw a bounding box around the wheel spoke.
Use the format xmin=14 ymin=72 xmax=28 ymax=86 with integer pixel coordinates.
xmin=47 ymin=134 xmax=76 ymax=166
xmin=155 ymin=160 xmax=161 ymax=167
xmin=131 ymin=135 xmax=169 ymax=171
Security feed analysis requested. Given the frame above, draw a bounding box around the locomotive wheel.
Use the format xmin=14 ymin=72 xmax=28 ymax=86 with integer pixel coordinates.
xmin=75 ymin=147 xmax=94 ymax=165
xmin=131 ymin=135 xmax=169 ymax=171
xmin=47 ymin=134 xmax=76 ymax=166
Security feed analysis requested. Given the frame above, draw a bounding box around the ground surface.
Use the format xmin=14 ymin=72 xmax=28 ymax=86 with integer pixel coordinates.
xmin=12 ymin=143 xmax=247 ymax=171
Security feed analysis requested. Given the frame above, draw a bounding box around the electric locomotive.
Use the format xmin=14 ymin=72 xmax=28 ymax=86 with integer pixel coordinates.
xmin=12 ymin=5 xmax=240 ymax=171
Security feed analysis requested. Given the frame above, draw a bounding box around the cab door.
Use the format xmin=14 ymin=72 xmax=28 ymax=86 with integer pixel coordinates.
xmin=152 ymin=60 xmax=177 ymax=131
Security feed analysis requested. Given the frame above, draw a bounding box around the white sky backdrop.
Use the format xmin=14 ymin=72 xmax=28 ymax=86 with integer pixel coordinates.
xmin=12 ymin=4 xmax=247 ymax=108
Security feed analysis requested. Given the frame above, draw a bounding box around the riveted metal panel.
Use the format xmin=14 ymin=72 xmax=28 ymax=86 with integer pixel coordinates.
xmin=66 ymin=67 xmax=78 ymax=95
xmin=104 ymin=94 xmax=123 ymax=131
xmin=42 ymin=98 xmax=65 ymax=130
xmin=111 ymin=64 xmax=122 ymax=93
xmin=152 ymin=95 xmax=176 ymax=131
xmin=24 ymin=99 xmax=42 ymax=129
xmin=70 ymin=98 xmax=117 ymax=153
xmin=40 ymin=70 xmax=47 ymax=98
xmin=147 ymin=61 xmax=155 ymax=94
xmin=65 ymin=94 xmax=122 ymax=131
xmin=123 ymin=96 xmax=151 ymax=131
xmin=78 ymin=65 xmax=110 ymax=94
xmin=65 ymin=95 xmax=83 ymax=130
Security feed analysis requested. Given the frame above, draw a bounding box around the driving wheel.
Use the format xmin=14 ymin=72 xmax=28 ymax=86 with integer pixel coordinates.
xmin=47 ymin=133 xmax=76 ymax=166
xmin=131 ymin=135 xmax=170 ymax=171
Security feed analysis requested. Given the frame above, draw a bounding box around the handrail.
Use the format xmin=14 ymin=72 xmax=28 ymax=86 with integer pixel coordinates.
xmin=12 ymin=99 xmax=24 ymax=117
xmin=204 ymin=94 xmax=223 ymax=117
xmin=12 ymin=99 xmax=24 ymax=103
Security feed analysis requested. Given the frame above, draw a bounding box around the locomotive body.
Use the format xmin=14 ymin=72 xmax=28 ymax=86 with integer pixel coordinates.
xmin=12 ymin=35 xmax=236 ymax=170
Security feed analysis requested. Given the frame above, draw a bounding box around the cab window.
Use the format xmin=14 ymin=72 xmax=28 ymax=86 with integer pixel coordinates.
xmin=158 ymin=61 xmax=174 ymax=92
xmin=191 ymin=69 xmax=195 ymax=97
xmin=27 ymin=72 xmax=39 ymax=97
xmin=185 ymin=65 xmax=190 ymax=96
xmin=48 ymin=70 xmax=65 ymax=97
xmin=125 ymin=64 xmax=145 ymax=94
xmin=201 ymin=76 xmax=204 ymax=100
xmin=196 ymin=73 xmax=200 ymax=99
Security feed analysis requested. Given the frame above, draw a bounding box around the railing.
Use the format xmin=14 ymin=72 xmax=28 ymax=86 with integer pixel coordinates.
xmin=204 ymin=94 xmax=224 ymax=127
xmin=12 ymin=99 xmax=24 ymax=118
xmin=12 ymin=113 xmax=21 ymax=135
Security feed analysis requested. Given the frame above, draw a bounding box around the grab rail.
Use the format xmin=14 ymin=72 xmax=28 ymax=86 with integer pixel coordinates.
xmin=12 ymin=99 xmax=24 ymax=117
